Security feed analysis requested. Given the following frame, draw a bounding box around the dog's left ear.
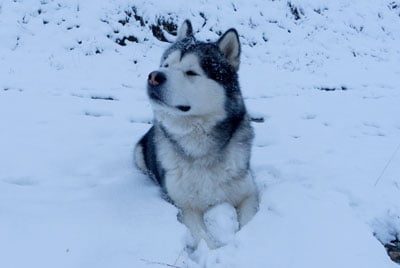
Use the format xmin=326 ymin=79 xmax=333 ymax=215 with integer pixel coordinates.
xmin=176 ymin=20 xmax=193 ymax=41
xmin=217 ymin=29 xmax=241 ymax=71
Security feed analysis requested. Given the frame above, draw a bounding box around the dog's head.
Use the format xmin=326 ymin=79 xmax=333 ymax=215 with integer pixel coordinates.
xmin=147 ymin=20 xmax=245 ymax=122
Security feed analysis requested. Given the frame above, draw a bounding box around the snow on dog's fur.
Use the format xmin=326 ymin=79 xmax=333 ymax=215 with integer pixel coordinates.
xmin=134 ymin=20 xmax=259 ymax=248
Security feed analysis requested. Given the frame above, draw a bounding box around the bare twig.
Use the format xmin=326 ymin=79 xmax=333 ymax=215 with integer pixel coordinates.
xmin=374 ymin=141 xmax=400 ymax=186
xmin=140 ymin=258 xmax=182 ymax=268
xmin=173 ymin=249 xmax=185 ymax=266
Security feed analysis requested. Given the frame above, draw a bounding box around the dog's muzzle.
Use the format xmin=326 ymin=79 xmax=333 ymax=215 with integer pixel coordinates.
xmin=147 ymin=71 xmax=191 ymax=112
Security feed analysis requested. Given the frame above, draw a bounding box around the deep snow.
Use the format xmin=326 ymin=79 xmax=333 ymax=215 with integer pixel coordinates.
xmin=1 ymin=0 xmax=400 ymax=267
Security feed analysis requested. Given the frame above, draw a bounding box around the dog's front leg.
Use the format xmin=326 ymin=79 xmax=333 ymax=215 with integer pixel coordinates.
xmin=180 ymin=209 xmax=218 ymax=249
xmin=237 ymin=194 xmax=259 ymax=228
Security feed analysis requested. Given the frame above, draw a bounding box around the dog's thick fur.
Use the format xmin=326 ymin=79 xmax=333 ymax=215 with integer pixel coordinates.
xmin=134 ymin=20 xmax=258 ymax=248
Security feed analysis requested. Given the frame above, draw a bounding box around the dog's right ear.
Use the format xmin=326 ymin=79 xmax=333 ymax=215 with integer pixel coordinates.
xmin=217 ymin=29 xmax=241 ymax=71
xmin=176 ymin=20 xmax=193 ymax=41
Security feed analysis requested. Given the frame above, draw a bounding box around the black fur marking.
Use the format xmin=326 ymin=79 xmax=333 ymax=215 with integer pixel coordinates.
xmin=194 ymin=43 xmax=247 ymax=144
xmin=138 ymin=127 xmax=165 ymax=187
xmin=213 ymin=112 xmax=245 ymax=148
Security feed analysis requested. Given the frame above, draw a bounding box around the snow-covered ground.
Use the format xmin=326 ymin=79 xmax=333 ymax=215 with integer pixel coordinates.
xmin=1 ymin=0 xmax=400 ymax=267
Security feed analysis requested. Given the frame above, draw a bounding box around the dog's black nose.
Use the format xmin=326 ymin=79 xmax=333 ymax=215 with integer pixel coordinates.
xmin=148 ymin=71 xmax=166 ymax=87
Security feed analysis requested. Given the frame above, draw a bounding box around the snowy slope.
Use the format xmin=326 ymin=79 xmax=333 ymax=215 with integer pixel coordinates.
xmin=1 ymin=0 xmax=400 ymax=267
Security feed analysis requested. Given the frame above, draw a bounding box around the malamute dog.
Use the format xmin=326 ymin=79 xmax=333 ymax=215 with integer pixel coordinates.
xmin=135 ymin=20 xmax=258 ymax=248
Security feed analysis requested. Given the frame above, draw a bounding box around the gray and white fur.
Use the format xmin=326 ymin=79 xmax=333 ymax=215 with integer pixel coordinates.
xmin=134 ymin=20 xmax=258 ymax=248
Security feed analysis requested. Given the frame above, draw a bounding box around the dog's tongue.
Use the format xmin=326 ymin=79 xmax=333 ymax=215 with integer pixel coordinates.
xmin=175 ymin=105 xmax=191 ymax=112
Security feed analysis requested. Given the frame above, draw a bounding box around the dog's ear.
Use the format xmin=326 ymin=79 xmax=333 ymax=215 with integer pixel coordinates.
xmin=217 ymin=29 xmax=241 ymax=71
xmin=176 ymin=20 xmax=193 ymax=41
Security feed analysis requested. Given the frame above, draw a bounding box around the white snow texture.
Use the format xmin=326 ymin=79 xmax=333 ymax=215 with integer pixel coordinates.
xmin=1 ymin=0 xmax=400 ymax=267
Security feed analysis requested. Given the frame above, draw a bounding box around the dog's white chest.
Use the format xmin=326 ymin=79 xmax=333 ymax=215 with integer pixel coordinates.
xmin=159 ymin=141 xmax=253 ymax=211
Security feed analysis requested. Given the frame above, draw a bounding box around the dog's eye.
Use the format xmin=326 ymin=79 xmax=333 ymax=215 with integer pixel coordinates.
xmin=185 ymin=70 xmax=198 ymax=76
xmin=163 ymin=63 xmax=169 ymax=68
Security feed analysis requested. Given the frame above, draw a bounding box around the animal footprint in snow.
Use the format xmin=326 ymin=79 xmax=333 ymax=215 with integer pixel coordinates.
xmin=301 ymin=114 xmax=317 ymax=120
xmin=362 ymin=122 xmax=385 ymax=136
xmin=3 ymin=176 xmax=37 ymax=186
xmin=83 ymin=110 xmax=112 ymax=117
xmin=363 ymin=121 xmax=380 ymax=129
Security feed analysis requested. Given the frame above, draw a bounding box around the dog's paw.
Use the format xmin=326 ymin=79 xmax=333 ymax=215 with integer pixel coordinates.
xmin=204 ymin=203 xmax=239 ymax=247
